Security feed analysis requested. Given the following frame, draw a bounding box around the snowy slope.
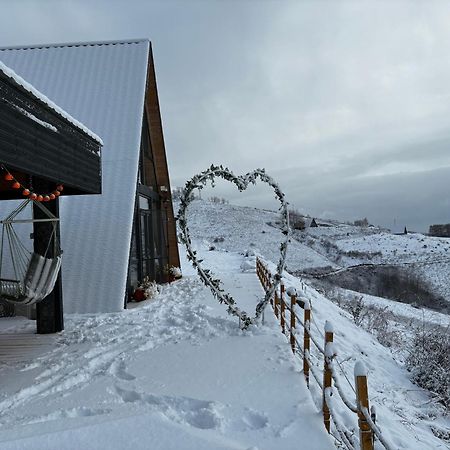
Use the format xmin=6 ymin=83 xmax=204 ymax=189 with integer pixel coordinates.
xmin=292 ymin=221 xmax=450 ymax=304
xmin=270 ymin=267 xmax=450 ymax=450
xmin=177 ymin=200 xmax=450 ymax=449
xmin=179 ymin=199 xmax=335 ymax=272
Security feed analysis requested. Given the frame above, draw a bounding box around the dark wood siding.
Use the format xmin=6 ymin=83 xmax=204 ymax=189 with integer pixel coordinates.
xmin=0 ymin=71 xmax=101 ymax=195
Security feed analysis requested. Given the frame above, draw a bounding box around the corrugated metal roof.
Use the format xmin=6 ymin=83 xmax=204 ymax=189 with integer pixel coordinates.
xmin=0 ymin=39 xmax=150 ymax=313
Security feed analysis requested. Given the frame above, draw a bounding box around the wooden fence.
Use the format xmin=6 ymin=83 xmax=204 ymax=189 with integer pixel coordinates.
xmin=256 ymin=257 xmax=396 ymax=450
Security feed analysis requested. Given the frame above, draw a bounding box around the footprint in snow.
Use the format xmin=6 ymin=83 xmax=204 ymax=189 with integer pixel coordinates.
xmin=231 ymin=408 xmax=268 ymax=431
xmin=110 ymin=360 xmax=136 ymax=381
xmin=114 ymin=386 xmax=223 ymax=430
xmin=143 ymin=393 xmax=223 ymax=430
xmin=115 ymin=385 xmax=141 ymax=403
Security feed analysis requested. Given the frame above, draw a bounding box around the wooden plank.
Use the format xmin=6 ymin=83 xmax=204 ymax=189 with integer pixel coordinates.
xmin=144 ymin=45 xmax=180 ymax=271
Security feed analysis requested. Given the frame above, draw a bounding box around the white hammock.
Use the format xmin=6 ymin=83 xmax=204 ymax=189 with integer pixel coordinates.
xmin=0 ymin=199 xmax=62 ymax=305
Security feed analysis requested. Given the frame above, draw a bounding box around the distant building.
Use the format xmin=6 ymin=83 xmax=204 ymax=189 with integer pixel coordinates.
xmin=304 ymin=218 xmax=318 ymax=228
xmin=290 ymin=215 xmax=318 ymax=231
xmin=391 ymin=226 xmax=408 ymax=235
xmin=429 ymin=224 xmax=450 ymax=237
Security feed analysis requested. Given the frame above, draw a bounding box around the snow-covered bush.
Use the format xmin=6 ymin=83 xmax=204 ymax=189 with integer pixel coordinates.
xmin=326 ymin=293 xmax=403 ymax=348
xmin=165 ymin=265 xmax=182 ymax=280
xmin=288 ymin=209 xmax=306 ymax=230
xmin=342 ymin=249 xmax=382 ymax=260
xmin=132 ymin=276 xmax=159 ymax=302
xmin=345 ymin=296 xmax=366 ymax=326
xmin=354 ymin=217 xmax=369 ymax=227
xmin=406 ymin=325 xmax=450 ymax=408
xmin=208 ymin=196 xmax=228 ymax=204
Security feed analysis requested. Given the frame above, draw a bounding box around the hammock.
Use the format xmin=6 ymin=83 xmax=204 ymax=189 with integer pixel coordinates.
xmin=0 ymin=199 xmax=62 ymax=305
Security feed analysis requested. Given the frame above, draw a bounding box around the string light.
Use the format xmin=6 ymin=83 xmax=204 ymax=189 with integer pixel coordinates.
xmin=1 ymin=165 xmax=64 ymax=202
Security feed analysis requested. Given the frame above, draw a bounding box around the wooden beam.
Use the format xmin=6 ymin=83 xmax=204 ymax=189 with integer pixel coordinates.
xmin=33 ymin=180 xmax=63 ymax=334
xmin=144 ymin=44 xmax=180 ymax=271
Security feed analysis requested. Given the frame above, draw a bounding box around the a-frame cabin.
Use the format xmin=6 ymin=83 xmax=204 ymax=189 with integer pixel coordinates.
xmin=0 ymin=39 xmax=180 ymax=314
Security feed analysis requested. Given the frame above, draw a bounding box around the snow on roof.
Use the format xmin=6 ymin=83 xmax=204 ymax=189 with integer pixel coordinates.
xmin=0 ymin=39 xmax=150 ymax=313
xmin=0 ymin=59 xmax=102 ymax=145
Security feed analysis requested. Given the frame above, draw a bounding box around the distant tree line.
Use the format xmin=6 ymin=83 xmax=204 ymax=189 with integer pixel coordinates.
xmin=429 ymin=224 xmax=450 ymax=237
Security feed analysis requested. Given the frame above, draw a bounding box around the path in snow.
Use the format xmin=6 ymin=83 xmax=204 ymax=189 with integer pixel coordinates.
xmin=0 ymin=251 xmax=334 ymax=450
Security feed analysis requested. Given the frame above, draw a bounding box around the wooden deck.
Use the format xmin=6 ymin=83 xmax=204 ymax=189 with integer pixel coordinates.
xmin=0 ymin=317 xmax=55 ymax=363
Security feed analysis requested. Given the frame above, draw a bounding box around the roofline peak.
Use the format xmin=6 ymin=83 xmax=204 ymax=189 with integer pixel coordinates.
xmin=0 ymin=38 xmax=150 ymax=52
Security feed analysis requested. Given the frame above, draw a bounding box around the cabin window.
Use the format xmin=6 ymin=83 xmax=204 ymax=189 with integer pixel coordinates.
xmin=138 ymin=112 xmax=157 ymax=191
xmin=127 ymin=194 xmax=169 ymax=302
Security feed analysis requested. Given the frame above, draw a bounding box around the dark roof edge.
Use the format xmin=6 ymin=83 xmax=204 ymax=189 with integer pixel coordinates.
xmin=0 ymin=37 xmax=150 ymax=51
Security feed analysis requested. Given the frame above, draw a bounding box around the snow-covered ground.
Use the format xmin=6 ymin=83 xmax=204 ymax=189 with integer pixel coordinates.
xmin=0 ymin=249 xmax=333 ymax=450
xmin=0 ymin=199 xmax=449 ymax=449
xmin=179 ymin=200 xmax=450 ymax=448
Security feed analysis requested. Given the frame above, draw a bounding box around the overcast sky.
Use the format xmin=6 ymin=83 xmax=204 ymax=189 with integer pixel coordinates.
xmin=1 ymin=0 xmax=450 ymax=231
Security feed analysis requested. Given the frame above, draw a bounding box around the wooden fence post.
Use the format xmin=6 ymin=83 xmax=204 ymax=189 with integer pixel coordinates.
xmin=303 ymin=299 xmax=311 ymax=388
xmin=323 ymin=320 xmax=334 ymax=433
xmin=256 ymin=258 xmax=260 ymax=282
xmin=354 ymin=361 xmax=374 ymax=450
xmin=290 ymin=294 xmax=296 ymax=353
xmin=274 ymin=290 xmax=279 ymax=319
xmin=258 ymin=259 xmax=261 ymax=282
xmin=280 ymin=283 xmax=285 ymax=334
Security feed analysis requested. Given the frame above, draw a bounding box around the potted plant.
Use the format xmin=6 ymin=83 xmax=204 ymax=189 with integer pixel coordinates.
xmin=164 ymin=265 xmax=182 ymax=283
xmin=132 ymin=276 xmax=159 ymax=302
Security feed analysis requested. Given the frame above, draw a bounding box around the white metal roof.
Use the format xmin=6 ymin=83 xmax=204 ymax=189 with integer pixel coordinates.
xmin=0 ymin=39 xmax=150 ymax=313
xmin=0 ymin=59 xmax=102 ymax=144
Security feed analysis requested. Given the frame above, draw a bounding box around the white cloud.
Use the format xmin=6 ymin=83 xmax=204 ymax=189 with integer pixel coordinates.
xmin=1 ymin=0 xmax=450 ymax=229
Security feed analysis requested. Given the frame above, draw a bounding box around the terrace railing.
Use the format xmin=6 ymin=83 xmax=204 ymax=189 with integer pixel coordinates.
xmin=256 ymin=257 xmax=397 ymax=450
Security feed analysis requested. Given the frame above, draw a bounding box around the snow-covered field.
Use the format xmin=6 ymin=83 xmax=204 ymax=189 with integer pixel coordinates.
xmin=0 ymin=199 xmax=449 ymax=449
xmin=0 ymin=249 xmax=333 ymax=450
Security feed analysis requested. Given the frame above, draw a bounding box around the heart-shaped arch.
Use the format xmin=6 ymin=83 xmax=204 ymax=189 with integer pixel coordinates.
xmin=177 ymin=165 xmax=289 ymax=329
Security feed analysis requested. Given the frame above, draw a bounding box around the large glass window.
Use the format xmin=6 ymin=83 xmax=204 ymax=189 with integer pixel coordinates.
xmin=127 ymin=195 xmax=169 ymax=302
xmin=127 ymin=112 xmax=170 ymax=303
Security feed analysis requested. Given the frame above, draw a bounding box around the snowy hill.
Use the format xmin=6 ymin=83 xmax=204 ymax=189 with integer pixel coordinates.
xmin=179 ymin=199 xmax=450 ymax=449
xmin=298 ymin=223 xmax=450 ymax=306
xmin=180 ymin=200 xmax=335 ymax=272
xmin=182 ymin=199 xmax=450 ymax=309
